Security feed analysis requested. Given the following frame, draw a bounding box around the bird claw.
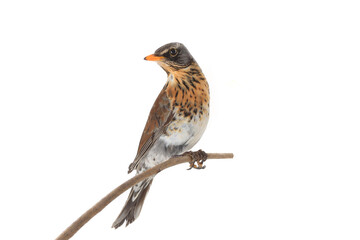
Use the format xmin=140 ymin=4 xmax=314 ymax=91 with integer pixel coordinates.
xmin=183 ymin=150 xmax=208 ymax=170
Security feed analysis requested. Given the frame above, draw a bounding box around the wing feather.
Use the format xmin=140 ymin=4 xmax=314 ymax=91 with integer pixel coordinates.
xmin=128 ymin=87 xmax=174 ymax=173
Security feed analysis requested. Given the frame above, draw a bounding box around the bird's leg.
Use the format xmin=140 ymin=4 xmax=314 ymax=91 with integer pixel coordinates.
xmin=182 ymin=149 xmax=208 ymax=170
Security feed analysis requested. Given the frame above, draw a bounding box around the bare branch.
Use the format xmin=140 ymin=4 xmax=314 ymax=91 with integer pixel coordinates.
xmin=55 ymin=152 xmax=234 ymax=240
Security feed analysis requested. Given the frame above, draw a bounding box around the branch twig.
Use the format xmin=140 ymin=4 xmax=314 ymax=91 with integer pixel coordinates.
xmin=55 ymin=152 xmax=234 ymax=240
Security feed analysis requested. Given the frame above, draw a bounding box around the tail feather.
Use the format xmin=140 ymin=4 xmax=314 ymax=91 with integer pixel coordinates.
xmin=112 ymin=178 xmax=153 ymax=228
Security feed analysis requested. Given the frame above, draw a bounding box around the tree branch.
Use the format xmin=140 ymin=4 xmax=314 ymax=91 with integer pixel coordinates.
xmin=55 ymin=152 xmax=234 ymax=240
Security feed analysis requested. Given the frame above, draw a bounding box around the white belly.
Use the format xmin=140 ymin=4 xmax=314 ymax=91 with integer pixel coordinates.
xmin=141 ymin=113 xmax=209 ymax=171
xmin=164 ymin=113 xmax=209 ymax=150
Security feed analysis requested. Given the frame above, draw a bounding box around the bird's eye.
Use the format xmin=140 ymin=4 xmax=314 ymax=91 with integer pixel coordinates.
xmin=169 ymin=48 xmax=178 ymax=57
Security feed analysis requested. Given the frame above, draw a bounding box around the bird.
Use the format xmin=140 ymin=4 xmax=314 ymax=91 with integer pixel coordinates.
xmin=112 ymin=42 xmax=210 ymax=228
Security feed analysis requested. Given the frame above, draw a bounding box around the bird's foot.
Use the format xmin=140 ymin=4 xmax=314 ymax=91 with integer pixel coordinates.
xmin=183 ymin=149 xmax=208 ymax=170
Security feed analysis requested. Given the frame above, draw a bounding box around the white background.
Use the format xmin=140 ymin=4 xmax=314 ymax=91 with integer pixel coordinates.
xmin=1 ymin=1 xmax=359 ymax=239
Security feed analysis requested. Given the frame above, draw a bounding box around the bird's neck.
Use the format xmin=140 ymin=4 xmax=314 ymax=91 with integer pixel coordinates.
xmin=164 ymin=62 xmax=210 ymax=116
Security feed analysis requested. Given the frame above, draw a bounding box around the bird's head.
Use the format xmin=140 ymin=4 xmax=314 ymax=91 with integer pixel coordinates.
xmin=144 ymin=42 xmax=194 ymax=73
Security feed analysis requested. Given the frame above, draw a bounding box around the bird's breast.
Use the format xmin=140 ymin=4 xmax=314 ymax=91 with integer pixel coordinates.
xmin=162 ymin=63 xmax=210 ymax=151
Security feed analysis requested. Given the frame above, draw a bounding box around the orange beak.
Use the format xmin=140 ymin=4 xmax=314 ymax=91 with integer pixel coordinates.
xmin=144 ymin=54 xmax=165 ymax=61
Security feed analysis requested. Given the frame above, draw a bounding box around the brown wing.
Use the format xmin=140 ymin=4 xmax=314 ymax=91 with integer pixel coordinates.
xmin=128 ymin=86 xmax=174 ymax=173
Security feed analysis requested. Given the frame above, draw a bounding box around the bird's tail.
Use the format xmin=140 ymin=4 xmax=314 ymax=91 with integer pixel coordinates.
xmin=112 ymin=177 xmax=153 ymax=228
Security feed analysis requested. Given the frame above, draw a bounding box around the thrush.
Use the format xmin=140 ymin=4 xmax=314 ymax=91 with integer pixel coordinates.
xmin=112 ymin=42 xmax=210 ymax=228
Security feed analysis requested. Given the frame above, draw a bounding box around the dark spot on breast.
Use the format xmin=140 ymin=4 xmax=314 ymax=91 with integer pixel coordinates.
xmin=192 ymin=77 xmax=200 ymax=84
xmin=182 ymin=80 xmax=189 ymax=90
xmin=189 ymin=79 xmax=197 ymax=89
xmin=193 ymin=108 xmax=198 ymax=114
xmin=190 ymin=68 xmax=200 ymax=75
xmin=184 ymin=111 xmax=191 ymax=117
